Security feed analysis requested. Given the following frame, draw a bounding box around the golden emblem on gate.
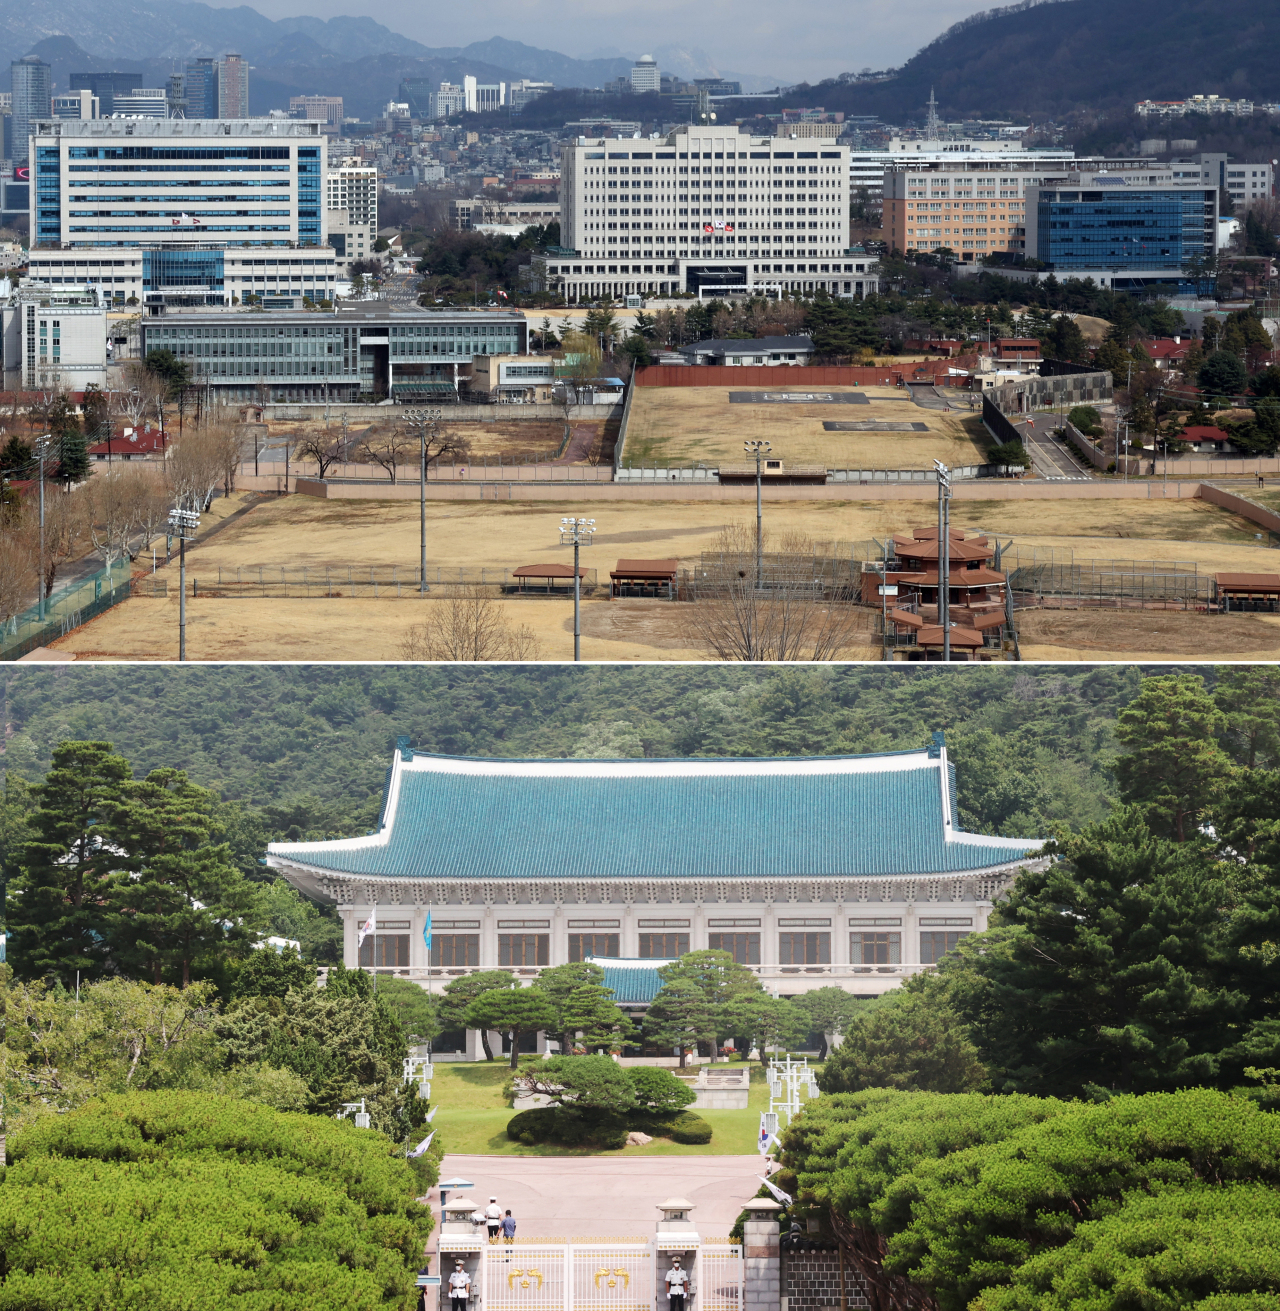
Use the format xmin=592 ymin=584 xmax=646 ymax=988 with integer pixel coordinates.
xmin=594 ymin=1267 xmax=631 ymax=1290
xmin=508 ymin=1268 xmax=545 ymax=1291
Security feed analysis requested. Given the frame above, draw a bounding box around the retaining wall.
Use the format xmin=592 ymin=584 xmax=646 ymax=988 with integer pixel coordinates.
xmin=281 ymin=477 xmax=1209 ymax=503
xmin=991 ymin=370 xmax=1113 ymax=411
xmin=263 ymin=401 xmax=621 ymax=422
xmin=635 ymin=364 xmax=937 ymax=388
xmin=783 ymin=1250 xmax=869 ymax=1311
xmin=1060 ymin=421 xmax=1143 ymax=475
xmin=1199 ymin=484 xmax=1280 ymax=535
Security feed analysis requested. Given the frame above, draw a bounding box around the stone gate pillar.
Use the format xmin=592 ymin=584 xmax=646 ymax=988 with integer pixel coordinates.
xmin=743 ymin=1198 xmax=783 ymax=1311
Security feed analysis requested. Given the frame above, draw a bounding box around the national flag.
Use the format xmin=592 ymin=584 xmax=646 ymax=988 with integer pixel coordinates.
xmin=408 ymin=1131 xmax=435 ymax=1158
xmin=357 ymin=911 xmax=375 ymax=948
xmin=758 ymin=1175 xmax=792 ymax=1206
xmin=425 ymin=1105 xmax=438 ymax=1123
xmin=423 ymin=911 xmax=433 ymax=954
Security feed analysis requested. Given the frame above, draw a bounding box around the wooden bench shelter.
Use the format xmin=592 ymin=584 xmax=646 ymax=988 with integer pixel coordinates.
xmin=1215 ymin=572 xmax=1280 ymax=613
xmin=610 ymin=558 xmax=679 ymax=599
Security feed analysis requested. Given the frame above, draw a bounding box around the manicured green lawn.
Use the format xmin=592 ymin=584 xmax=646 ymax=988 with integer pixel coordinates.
xmin=429 ymin=1060 xmax=789 ymax=1157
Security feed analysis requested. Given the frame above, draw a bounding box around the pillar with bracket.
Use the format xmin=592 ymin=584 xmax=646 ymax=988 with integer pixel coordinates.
xmin=655 ymin=1197 xmax=699 ymax=1310
xmin=743 ymin=1198 xmax=783 ymax=1311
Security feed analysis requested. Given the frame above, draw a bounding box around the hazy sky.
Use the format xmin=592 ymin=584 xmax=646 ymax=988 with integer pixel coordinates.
xmin=226 ymin=0 xmax=990 ymax=83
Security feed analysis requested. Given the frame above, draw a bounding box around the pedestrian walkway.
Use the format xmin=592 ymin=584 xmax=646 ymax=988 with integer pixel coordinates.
xmin=429 ymin=1153 xmax=765 ymax=1241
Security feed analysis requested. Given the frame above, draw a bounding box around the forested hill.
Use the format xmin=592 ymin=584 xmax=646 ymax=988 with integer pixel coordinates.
xmin=796 ymin=0 xmax=1280 ymax=121
xmin=0 ymin=665 xmax=1164 ymax=841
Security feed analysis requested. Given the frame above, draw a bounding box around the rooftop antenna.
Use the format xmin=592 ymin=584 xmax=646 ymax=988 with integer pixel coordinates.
xmin=925 ymin=87 xmax=942 ymax=139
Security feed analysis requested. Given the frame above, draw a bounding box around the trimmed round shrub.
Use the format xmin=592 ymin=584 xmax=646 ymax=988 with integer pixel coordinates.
xmin=669 ymin=1112 xmax=713 ymax=1145
xmin=505 ymin=1107 xmax=628 ymax=1149
xmin=627 ymin=1066 xmax=697 ymax=1115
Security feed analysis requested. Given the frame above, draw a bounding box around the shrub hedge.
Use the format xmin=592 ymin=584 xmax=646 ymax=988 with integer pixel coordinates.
xmin=3 ymin=1091 xmax=433 ymax=1311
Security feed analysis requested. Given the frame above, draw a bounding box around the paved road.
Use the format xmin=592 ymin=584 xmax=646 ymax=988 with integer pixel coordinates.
xmin=385 ymin=271 xmax=423 ymax=308
xmin=428 ymin=1153 xmax=767 ymax=1254
xmin=1015 ymin=413 xmax=1096 ymax=481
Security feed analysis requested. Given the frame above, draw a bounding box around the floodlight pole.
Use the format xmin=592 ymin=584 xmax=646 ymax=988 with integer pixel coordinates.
xmin=179 ymin=533 xmax=188 ymax=661
xmin=35 ymin=435 xmax=50 ymax=621
xmin=406 ymin=407 xmax=442 ymax=594
xmin=934 ymin=460 xmax=951 ymax=662
xmin=559 ymin=516 xmax=597 ymax=661
xmin=745 ymin=439 xmax=771 ymax=588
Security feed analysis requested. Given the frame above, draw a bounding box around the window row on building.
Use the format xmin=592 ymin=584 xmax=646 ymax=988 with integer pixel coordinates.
xmin=357 ymin=924 xmax=974 ymax=970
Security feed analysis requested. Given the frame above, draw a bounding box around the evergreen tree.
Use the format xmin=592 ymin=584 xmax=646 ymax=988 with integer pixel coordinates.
xmin=946 ymin=808 xmax=1241 ymax=1096
xmin=1198 ymin=350 xmax=1248 ymax=397
xmin=105 ymin=767 xmax=260 ymax=987
xmin=237 ymin=943 xmax=314 ymax=1000
xmin=465 ymin=986 xmax=558 ymax=1068
xmin=1214 ymin=665 xmax=1280 ymax=769
xmin=9 ymin=741 xmax=132 ymax=985
xmin=644 ymin=977 xmax=718 ymax=1067
xmin=1113 ymin=673 xmax=1230 ymax=841
xmin=794 ymin=985 xmax=862 ymax=1060
xmin=656 ymin=947 xmax=763 ymax=1053
xmin=532 ymin=960 xmax=608 ymax=1051
xmin=559 ymin=983 xmax=635 ymax=1052
xmin=54 ymin=428 xmax=89 ymax=487
xmin=437 ymin=969 xmax=516 ymax=1059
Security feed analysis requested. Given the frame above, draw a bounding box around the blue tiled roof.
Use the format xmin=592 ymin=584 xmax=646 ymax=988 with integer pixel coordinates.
xmin=595 ymin=960 xmax=672 ymax=1004
xmin=267 ymin=748 xmax=1042 ymax=881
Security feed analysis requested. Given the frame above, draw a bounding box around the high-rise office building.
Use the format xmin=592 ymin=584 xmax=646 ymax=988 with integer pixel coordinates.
xmin=629 ymin=56 xmax=660 ymax=93
xmin=184 ymin=58 xmax=218 ymax=118
xmin=29 ymin=117 xmax=326 ymax=249
xmin=68 ymin=72 xmax=142 ymax=117
xmin=10 ymin=55 xmax=52 ymax=166
xmin=218 ymin=54 xmax=249 ymax=118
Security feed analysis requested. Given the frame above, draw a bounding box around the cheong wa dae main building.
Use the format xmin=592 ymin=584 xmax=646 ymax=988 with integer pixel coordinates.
xmin=267 ymin=735 xmax=1045 ymax=1056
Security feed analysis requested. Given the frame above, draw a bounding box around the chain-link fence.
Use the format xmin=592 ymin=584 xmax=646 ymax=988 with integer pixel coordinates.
xmin=0 ymin=566 xmax=130 ymax=661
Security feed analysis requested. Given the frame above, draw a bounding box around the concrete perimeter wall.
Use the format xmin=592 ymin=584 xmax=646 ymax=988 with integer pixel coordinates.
xmin=1200 ymin=483 xmax=1280 ymax=535
xmin=263 ymin=402 xmax=621 ymax=422
xmin=635 ymin=364 xmax=958 ymax=388
xmin=280 ymin=476 xmax=1209 ymax=503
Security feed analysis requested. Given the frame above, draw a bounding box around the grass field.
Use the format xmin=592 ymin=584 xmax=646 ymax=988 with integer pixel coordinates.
xmin=622 ymin=387 xmax=993 ymax=470
xmin=50 ymin=491 xmax=1280 ymax=661
xmin=427 ymin=1061 xmax=772 ymax=1158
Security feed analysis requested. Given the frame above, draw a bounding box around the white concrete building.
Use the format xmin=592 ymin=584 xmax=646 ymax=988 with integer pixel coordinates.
xmin=326 ymin=156 xmax=377 ymax=227
xmin=463 ymin=76 xmax=505 ymax=113
xmin=2 ymin=282 xmax=107 ymax=393
xmin=630 ymin=56 xmax=661 ymax=93
xmin=29 ymin=118 xmax=326 ymax=250
xmin=266 ymin=738 xmax=1045 ymax=1019
xmin=110 ymin=89 xmax=168 ymax=119
xmin=24 ymin=245 xmax=338 ymax=309
xmin=431 ymin=83 xmax=465 ymax=120
xmin=848 ymin=139 xmax=1075 ymax=203
xmin=554 ymin=126 xmax=871 ymax=299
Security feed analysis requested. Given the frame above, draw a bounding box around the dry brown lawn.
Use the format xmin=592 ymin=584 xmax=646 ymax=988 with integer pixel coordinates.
xmin=1017 ymin=609 xmax=1280 ymax=660
xmin=50 ymin=490 xmax=1280 ymax=661
xmin=623 ymin=386 xmax=992 ymax=469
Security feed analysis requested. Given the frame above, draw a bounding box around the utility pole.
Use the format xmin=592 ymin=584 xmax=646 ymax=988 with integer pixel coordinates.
xmin=35 ymin=435 xmax=51 ymax=621
xmin=934 ymin=459 xmax=951 ymax=661
xmin=744 ymin=439 xmax=772 ymax=588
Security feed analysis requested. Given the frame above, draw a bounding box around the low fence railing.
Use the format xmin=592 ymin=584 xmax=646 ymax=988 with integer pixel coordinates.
xmin=134 ymin=564 xmax=604 ymax=600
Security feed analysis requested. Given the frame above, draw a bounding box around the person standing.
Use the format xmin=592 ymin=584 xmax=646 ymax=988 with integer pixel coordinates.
xmin=501 ymin=1209 xmax=517 ymax=1244
xmin=448 ymin=1260 xmax=471 ymax=1311
xmin=665 ymin=1256 xmax=691 ymax=1311
xmin=485 ymin=1196 xmax=502 ymax=1244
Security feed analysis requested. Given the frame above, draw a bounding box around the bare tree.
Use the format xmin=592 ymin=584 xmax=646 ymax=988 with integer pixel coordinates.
xmin=679 ymin=524 xmax=866 ymax=661
xmin=0 ymin=523 xmax=37 ymax=623
xmin=85 ymin=466 xmax=162 ymax=566
xmin=399 ymin=585 xmax=542 ymax=660
xmin=293 ymin=426 xmax=349 ymax=479
xmin=30 ymin=489 xmax=91 ymax=598
xmin=117 ymin=362 xmax=164 ymax=433
xmin=356 ymin=422 xmax=468 ymax=483
xmin=167 ymin=418 xmax=243 ymax=509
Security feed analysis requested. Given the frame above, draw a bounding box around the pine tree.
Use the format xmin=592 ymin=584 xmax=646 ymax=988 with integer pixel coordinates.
xmin=644 ymin=978 xmax=717 ymax=1067
xmin=105 ymin=767 xmax=260 ymax=987
xmin=9 ymin=741 xmax=132 ymax=985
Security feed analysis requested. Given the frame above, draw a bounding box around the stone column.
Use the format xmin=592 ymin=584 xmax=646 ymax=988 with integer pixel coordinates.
xmin=743 ymin=1198 xmax=783 ymax=1311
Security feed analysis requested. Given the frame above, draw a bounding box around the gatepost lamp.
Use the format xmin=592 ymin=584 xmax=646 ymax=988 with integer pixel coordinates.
xmin=167 ymin=503 xmax=200 ymax=661
xmin=559 ymin=516 xmax=597 ymax=661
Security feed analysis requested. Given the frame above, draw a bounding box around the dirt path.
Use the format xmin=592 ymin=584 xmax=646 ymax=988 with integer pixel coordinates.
xmin=553 ymin=422 xmax=600 ymax=465
xmin=1016 ymin=607 xmax=1280 ymax=656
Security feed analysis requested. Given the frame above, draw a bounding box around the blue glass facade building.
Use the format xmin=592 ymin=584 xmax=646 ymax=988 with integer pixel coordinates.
xmin=1032 ymin=179 xmax=1216 ymax=271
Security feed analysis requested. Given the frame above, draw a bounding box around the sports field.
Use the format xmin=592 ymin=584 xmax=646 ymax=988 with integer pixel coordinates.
xmin=622 ymin=386 xmax=992 ymax=469
xmin=49 ymin=490 xmax=1280 ymax=661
